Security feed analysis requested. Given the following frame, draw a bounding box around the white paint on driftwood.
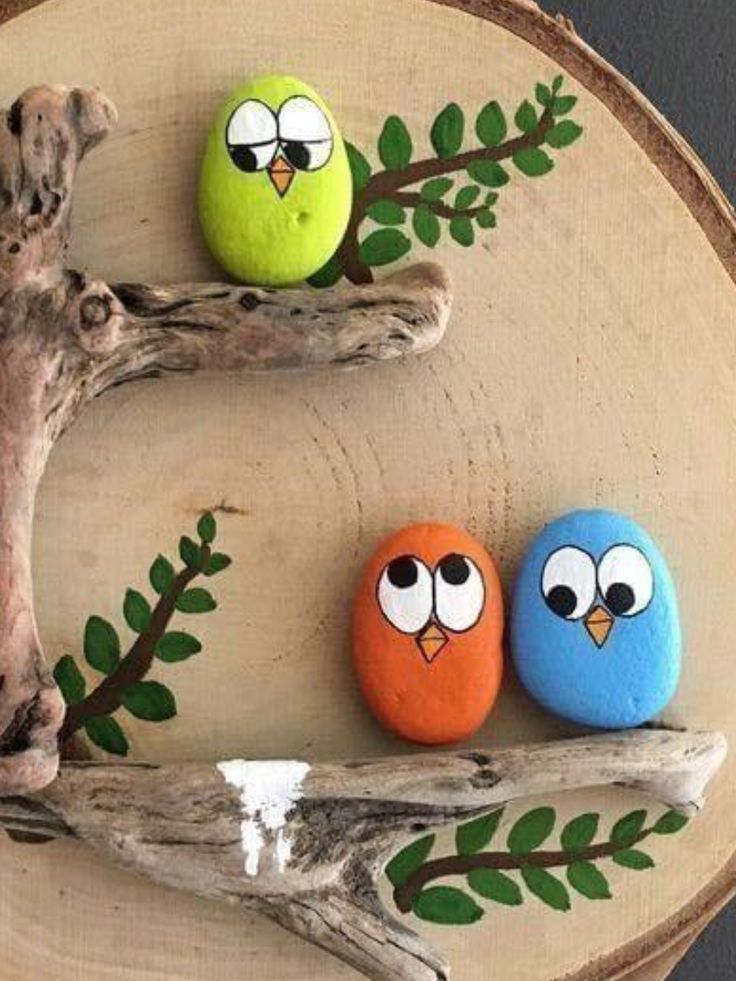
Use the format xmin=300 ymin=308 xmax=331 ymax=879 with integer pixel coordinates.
xmin=217 ymin=759 xmax=310 ymax=876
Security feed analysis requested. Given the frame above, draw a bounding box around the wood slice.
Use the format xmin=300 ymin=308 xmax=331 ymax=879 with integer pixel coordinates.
xmin=0 ymin=0 xmax=734 ymax=979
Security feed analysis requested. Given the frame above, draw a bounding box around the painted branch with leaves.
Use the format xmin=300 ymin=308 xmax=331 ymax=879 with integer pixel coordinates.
xmin=310 ymin=74 xmax=583 ymax=286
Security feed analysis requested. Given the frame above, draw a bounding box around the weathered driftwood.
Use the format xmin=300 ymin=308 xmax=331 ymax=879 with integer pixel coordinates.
xmin=0 ymin=728 xmax=726 ymax=981
xmin=0 ymin=83 xmax=452 ymax=796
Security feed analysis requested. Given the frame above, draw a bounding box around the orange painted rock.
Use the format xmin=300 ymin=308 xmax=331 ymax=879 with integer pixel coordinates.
xmin=352 ymin=523 xmax=504 ymax=745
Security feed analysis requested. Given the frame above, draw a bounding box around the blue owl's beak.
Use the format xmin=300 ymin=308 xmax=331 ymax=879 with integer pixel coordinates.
xmin=585 ymin=605 xmax=614 ymax=648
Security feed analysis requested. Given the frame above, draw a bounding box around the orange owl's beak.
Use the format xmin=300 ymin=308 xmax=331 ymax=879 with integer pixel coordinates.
xmin=416 ymin=621 xmax=449 ymax=663
xmin=585 ymin=605 xmax=614 ymax=648
xmin=268 ymin=153 xmax=295 ymax=197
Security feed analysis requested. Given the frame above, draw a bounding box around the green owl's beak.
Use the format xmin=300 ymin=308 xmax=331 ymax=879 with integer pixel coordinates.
xmin=268 ymin=153 xmax=295 ymax=197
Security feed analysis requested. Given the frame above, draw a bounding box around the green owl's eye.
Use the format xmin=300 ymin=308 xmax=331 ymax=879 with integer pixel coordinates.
xmin=277 ymin=96 xmax=333 ymax=171
xmin=226 ymin=99 xmax=278 ymax=172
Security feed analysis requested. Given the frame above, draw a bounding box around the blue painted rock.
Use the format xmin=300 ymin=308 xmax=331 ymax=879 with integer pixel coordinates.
xmin=510 ymin=509 xmax=681 ymax=729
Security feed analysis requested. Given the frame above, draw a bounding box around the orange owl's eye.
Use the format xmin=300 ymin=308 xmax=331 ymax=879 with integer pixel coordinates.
xmin=377 ymin=555 xmax=433 ymax=633
xmin=435 ymin=553 xmax=485 ymax=632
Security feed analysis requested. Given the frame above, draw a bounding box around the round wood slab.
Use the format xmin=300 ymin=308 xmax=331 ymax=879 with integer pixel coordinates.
xmin=0 ymin=0 xmax=735 ymax=979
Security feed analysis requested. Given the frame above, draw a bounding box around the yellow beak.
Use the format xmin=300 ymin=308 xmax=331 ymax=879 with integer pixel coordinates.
xmin=267 ymin=153 xmax=295 ymax=197
xmin=585 ymin=605 xmax=614 ymax=648
xmin=416 ymin=622 xmax=449 ymax=663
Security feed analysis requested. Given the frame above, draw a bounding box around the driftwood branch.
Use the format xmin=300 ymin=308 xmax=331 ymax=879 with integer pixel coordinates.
xmin=0 ymin=84 xmax=452 ymax=794
xmin=0 ymin=729 xmax=726 ymax=981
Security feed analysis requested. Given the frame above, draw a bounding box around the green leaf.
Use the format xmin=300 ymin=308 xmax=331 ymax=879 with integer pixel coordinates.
xmin=515 ymin=99 xmax=538 ymax=133
xmin=652 ymin=810 xmax=689 ymax=836
xmin=611 ymin=810 xmax=647 ymax=848
xmin=412 ymin=886 xmax=484 ymax=925
xmin=552 ymin=94 xmax=578 ymax=115
xmin=552 ymin=74 xmax=564 ymax=93
xmin=508 ymin=806 xmax=556 ymax=854
xmin=456 ymin=808 xmax=503 ymax=855
xmin=521 ymin=867 xmax=570 ymax=911
xmin=467 ymin=160 xmax=509 ymax=187
xmin=567 ymin=862 xmax=612 ymax=900
xmin=197 ymin=512 xmax=216 ymax=544
xmin=123 ymin=589 xmax=151 ymax=633
xmin=475 ymin=208 xmax=496 ymax=229
xmin=421 ymin=177 xmax=453 ymax=202
xmin=535 ymin=82 xmax=552 ymax=106
xmin=485 ymin=191 xmax=499 ymax=206
xmin=475 ymin=100 xmax=507 ymax=147
xmin=179 ymin=535 xmax=202 ymax=569
xmin=345 ymin=141 xmax=372 ymax=191
xmin=561 ymin=813 xmax=599 ymax=852
xmin=176 ymin=587 xmax=217 ymax=613
xmin=454 ymin=185 xmax=480 ymax=210
xmin=613 ymin=849 xmax=655 ymax=871
xmin=53 ymin=655 xmax=86 ymax=705
xmin=149 ymin=554 xmax=175 ymax=595
xmin=386 ymin=834 xmax=435 ymax=887
xmin=513 ymin=147 xmax=554 ymax=177
xmin=412 ymin=203 xmax=441 ymax=248
xmin=308 ymin=255 xmax=343 ymax=288
xmin=204 ymin=552 xmax=232 ymax=576
xmin=358 ymin=229 xmax=411 ymax=268
xmin=467 ymin=869 xmax=522 ymax=906
xmin=83 ymin=616 xmax=120 ymax=675
xmin=122 ymin=680 xmax=177 ymax=721
xmin=449 ymin=216 xmax=474 ymax=247
xmin=155 ymin=631 xmax=202 ymax=663
xmin=546 ymin=120 xmax=583 ymax=148
xmin=84 ymin=715 xmax=128 ymax=756
xmin=430 ymin=103 xmax=464 ymax=159
xmin=367 ymin=199 xmax=406 ymax=225
xmin=378 ymin=116 xmax=412 ymax=170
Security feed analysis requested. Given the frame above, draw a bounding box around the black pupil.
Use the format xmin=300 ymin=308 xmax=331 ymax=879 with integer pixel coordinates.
xmin=228 ymin=144 xmax=259 ymax=173
xmin=439 ymin=553 xmax=470 ymax=585
xmin=605 ymin=583 xmax=635 ymax=615
xmin=545 ymin=585 xmax=577 ymax=618
xmin=282 ymin=141 xmax=311 ymax=170
xmin=387 ymin=556 xmax=418 ymax=589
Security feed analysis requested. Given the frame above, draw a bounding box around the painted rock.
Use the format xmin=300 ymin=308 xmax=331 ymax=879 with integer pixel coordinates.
xmin=352 ymin=523 xmax=504 ymax=745
xmin=198 ymin=74 xmax=352 ymax=286
xmin=510 ymin=509 xmax=681 ymax=729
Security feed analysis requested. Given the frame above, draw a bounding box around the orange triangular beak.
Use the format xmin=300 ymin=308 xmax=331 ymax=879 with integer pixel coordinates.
xmin=585 ymin=605 xmax=614 ymax=648
xmin=267 ymin=154 xmax=295 ymax=197
xmin=416 ymin=622 xmax=449 ymax=663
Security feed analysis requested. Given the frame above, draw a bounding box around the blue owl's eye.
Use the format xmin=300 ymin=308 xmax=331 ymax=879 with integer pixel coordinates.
xmin=541 ymin=546 xmax=596 ymax=621
xmin=597 ymin=545 xmax=653 ymax=617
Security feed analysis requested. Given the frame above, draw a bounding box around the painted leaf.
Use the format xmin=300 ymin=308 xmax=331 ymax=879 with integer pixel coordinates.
xmin=122 ymin=680 xmax=177 ymax=721
xmin=204 ymin=552 xmax=232 ymax=577
xmin=179 ymin=535 xmax=202 ymax=569
xmin=84 ymin=615 xmax=121 ymax=675
xmin=546 ymin=120 xmax=583 ymax=148
xmin=308 ymin=255 xmax=343 ymax=288
xmin=197 ymin=512 xmax=216 ymax=544
xmin=611 ymin=809 xmax=647 ymax=848
xmin=385 ymin=834 xmax=435 ymax=887
xmin=475 ymin=209 xmax=496 ymax=229
xmin=412 ymin=204 xmax=441 ymax=248
xmin=521 ymin=867 xmax=570 ymax=911
xmin=652 ymin=810 xmax=689 ymax=835
xmin=345 ymin=141 xmax=372 ymax=191
xmin=467 ymin=160 xmax=509 ymax=187
xmin=513 ymin=147 xmax=554 ymax=177
xmin=467 ymin=869 xmax=522 ymax=906
xmin=476 ymin=100 xmax=507 ymax=147
xmin=485 ymin=191 xmax=499 ymax=206
xmin=412 ymin=886 xmax=484 ymax=925
xmin=507 ymin=806 xmax=556 ymax=854
xmin=155 ymin=631 xmax=202 ymax=663
xmin=535 ymin=82 xmax=552 ymax=106
xmin=85 ymin=715 xmax=128 ymax=756
xmin=359 ymin=229 xmax=411 ymax=267
xmin=456 ymin=808 xmax=503 ymax=855
xmin=53 ymin=655 xmax=85 ymax=705
xmin=149 ymin=554 xmax=175 ymax=595
xmin=552 ymin=94 xmax=578 ymax=116
xmin=378 ymin=116 xmax=412 ymax=170
xmin=430 ymin=103 xmax=464 ymax=159
xmin=449 ymin=216 xmax=474 ymax=247
xmin=367 ymin=199 xmax=406 ymax=226
xmin=176 ymin=588 xmax=217 ymax=613
xmin=515 ymin=99 xmax=538 ymax=133
xmin=454 ymin=185 xmax=480 ymax=210
xmin=421 ymin=177 xmax=453 ymax=202
xmin=561 ymin=812 xmax=599 ymax=852
xmin=552 ymin=74 xmax=564 ymax=93
xmin=567 ymin=861 xmax=612 ymax=900
xmin=613 ymin=849 xmax=655 ymax=871
xmin=123 ymin=589 xmax=152 ymax=633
